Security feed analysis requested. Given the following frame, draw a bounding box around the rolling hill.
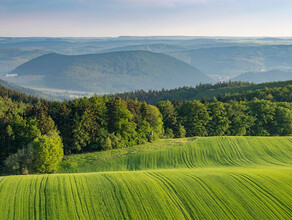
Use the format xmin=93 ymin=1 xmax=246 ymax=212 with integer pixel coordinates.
xmin=1 ymin=136 xmax=292 ymax=219
xmin=10 ymin=51 xmax=214 ymax=93
xmin=232 ymin=69 xmax=292 ymax=83
xmin=170 ymin=45 xmax=292 ymax=80
xmin=56 ymin=136 xmax=292 ymax=173
xmin=0 ymin=48 xmax=47 ymax=74
xmin=0 ymin=78 xmax=58 ymax=101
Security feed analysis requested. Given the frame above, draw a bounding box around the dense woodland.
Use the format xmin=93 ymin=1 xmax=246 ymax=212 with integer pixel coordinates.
xmin=0 ymin=81 xmax=292 ymax=175
xmin=113 ymin=80 xmax=292 ymax=104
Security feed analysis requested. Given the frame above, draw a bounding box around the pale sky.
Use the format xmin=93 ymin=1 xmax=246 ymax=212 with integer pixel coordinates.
xmin=0 ymin=0 xmax=292 ymax=37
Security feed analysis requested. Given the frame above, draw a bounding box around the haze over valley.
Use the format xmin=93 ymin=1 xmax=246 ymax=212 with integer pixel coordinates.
xmin=0 ymin=37 xmax=292 ymax=98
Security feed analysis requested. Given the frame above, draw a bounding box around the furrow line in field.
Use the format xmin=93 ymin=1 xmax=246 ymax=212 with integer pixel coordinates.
xmin=239 ymin=173 xmax=292 ymax=218
xmin=73 ymin=175 xmax=92 ymax=219
xmin=101 ymin=174 xmax=130 ymax=219
xmin=145 ymin=171 xmax=193 ymax=220
xmin=13 ymin=177 xmax=23 ymax=220
xmin=187 ymin=174 xmax=235 ymax=219
xmin=229 ymin=173 xmax=287 ymax=219
xmin=43 ymin=175 xmax=50 ymax=220
xmin=83 ymin=175 xmax=99 ymax=219
xmin=119 ymin=175 xmax=149 ymax=219
xmin=37 ymin=175 xmax=46 ymax=220
xmin=68 ymin=175 xmax=83 ymax=220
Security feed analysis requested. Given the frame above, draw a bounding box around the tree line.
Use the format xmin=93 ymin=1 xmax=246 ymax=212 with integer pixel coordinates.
xmin=0 ymin=82 xmax=292 ymax=175
xmin=112 ymin=80 xmax=292 ymax=104
xmin=0 ymin=96 xmax=163 ymax=174
xmin=158 ymin=99 xmax=292 ymax=138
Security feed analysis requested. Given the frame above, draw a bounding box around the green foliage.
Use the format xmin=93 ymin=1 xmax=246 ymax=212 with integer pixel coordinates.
xmin=4 ymin=145 xmax=35 ymax=175
xmin=157 ymin=100 xmax=180 ymax=138
xmin=32 ymin=131 xmax=64 ymax=173
xmin=141 ymin=104 xmax=164 ymax=140
xmin=113 ymin=80 xmax=292 ymax=104
xmin=164 ymin=128 xmax=174 ymax=138
xmin=225 ymin=101 xmax=255 ymax=136
xmin=272 ymin=105 xmax=292 ymax=135
xmin=1 ymin=78 xmax=292 ymax=175
xmin=247 ymin=100 xmax=276 ymax=136
xmin=157 ymin=101 xmax=177 ymax=130
xmin=137 ymin=120 xmax=152 ymax=143
xmin=179 ymin=100 xmax=210 ymax=137
xmin=207 ymin=102 xmax=229 ymax=136
xmin=222 ymin=84 xmax=292 ymax=102
xmin=72 ymin=111 xmax=94 ymax=152
xmin=160 ymin=99 xmax=291 ymax=138
xmin=176 ymin=124 xmax=186 ymax=138
xmin=4 ymin=116 xmax=41 ymax=154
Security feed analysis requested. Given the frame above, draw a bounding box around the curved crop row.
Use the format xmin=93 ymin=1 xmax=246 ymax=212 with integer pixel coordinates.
xmin=57 ymin=136 xmax=292 ymax=173
xmin=0 ymin=167 xmax=292 ymax=219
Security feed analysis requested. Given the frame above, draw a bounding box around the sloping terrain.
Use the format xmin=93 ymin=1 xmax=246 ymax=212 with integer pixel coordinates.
xmin=112 ymin=80 xmax=292 ymax=104
xmin=1 ymin=167 xmax=291 ymax=219
xmin=0 ymin=48 xmax=47 ymax=74
xmin=57 ymin=136 xmax=292 ymax=173
xmin=0 ymin=136 xmax=292 ymax=219
xmin=170 ymin=45 xmax=292 ymax=80
xmin=232 ymin=69 xmax=292 ymax=83
xmin=0 ymin=78 xmax=58 ymax=100
xmin=10 ymin=51 xmax=213 ymax=93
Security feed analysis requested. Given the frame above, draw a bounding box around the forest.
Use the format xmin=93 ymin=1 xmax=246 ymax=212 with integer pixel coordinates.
xmin=0 ymin=81 xmax=291 ymax=175
xmin=112 ymin=80 xmax=292 ymax=104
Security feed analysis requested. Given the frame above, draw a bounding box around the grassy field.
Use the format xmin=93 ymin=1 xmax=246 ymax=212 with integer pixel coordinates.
xmin=57 ymin=136 xmax=292 ymax=173
xmin=0 ymin=136 xmax=292 ymax=219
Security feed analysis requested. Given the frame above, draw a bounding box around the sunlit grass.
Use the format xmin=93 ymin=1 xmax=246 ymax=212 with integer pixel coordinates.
xmin=56 ymin=136 xmax=292 ymax=173
xmin=1 ymin=136 xmax=292 ymax=219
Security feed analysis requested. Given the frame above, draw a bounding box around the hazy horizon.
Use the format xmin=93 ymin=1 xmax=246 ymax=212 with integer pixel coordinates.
xmin=1 ymin=0 xmax=292 ymax=37
xmin=2 ymin=36 xmax=292 ymax=38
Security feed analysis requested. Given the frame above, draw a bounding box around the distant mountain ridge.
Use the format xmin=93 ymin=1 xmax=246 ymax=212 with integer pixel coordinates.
xmin=170 ymin=45 xmax=292 ymax=79
xmin=232 ymin=69 xmax=292 ymax=83
xmin=11 ymin=50 xmax=214 ymax=93
xmin=0 ymin=48 xmax=47 ymax=74
xmin=99 ymin=43 xmax=187 ymax=53
xmin=0 ymin=78 xmax=57 ymax=101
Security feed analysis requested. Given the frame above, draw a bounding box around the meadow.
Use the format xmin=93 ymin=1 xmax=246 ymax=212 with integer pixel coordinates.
xmin=57 ymin=136 xmax=292 ymax=173
xmin=0 ymin=136 xmax=292 ymax=219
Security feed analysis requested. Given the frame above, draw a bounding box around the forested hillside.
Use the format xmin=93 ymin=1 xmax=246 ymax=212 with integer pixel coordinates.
xmin=1 ymin=81 xmax=292 ymax=175
xmin=10 ymin=51 xmax=213 ymax=93
xmin=0 ymin=94 xmax=164 ymax=175
xmin=113 ymin=80 xmax=292 ymax=104
xmin=0 ymin=78 xmax=58 ymax=100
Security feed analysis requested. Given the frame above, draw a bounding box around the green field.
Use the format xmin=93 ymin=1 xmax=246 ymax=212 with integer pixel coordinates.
xmin=57 ymin=136 xmax=292 ymax=173
xmin=0 ymin=136 xmax=292 ymax=219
